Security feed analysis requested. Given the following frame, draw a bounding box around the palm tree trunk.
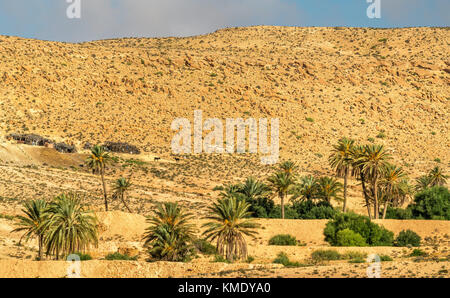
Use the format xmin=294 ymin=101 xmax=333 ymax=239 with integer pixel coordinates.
xmin=382 ymin=200 xmax=389 ymax=219
xmin=281 ymin=193 xmax=285 ymax=219
xmin=360 ymin=173 xmax=372 ymax=220
xmin=121 ymin=193 xmax=132 ymax=213
xmin=373 ymin=176 xmax=379 ymax=219
xmin=343 ymin=168 xmax=348 ymax=212
xmin=38 ymin=235 xmax=43 ymax=260
xmin=100 ymin=166 xmax=108 ymax=211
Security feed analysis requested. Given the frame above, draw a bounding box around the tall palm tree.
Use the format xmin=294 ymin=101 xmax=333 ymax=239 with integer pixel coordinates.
xmin=143 ymin=202 xmax=195 ymax=261
xmin=354 ymin=145 xmax=391 ymax=219
xmin=415 ymin=175 xmax=432 ymax=192
xmin=351 ymin=145 xmax=373 ymax=219
xmin=41 ymin=194 xmax=98 ymax=260
xmin=267 ymin=172 xmax=295 ymax=219
xmin=202 ymin=197 xmax=259 ymax=261
xmin=379 ymin=164 xmax=408 ymax=219
xmin=12 ymin=199 xmax=48 ymax=260
xmin=329 ymin=138 xmax=355 ymax=212
xmin=86 ymin=145 xmax=111 ymax=211
xmin=112 ymin=177 xmax=132 ymax=213
xmin=316 ymin=177 xmax=343 ymax=204
xmin=428 ymin=166 xmax=448 ymax=187
xmin=291 ymin=175 xmax=318 ymax=202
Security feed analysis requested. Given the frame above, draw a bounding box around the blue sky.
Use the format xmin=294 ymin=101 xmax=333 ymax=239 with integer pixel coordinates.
xmin=0 ymin=0 xmax=448 ymax=42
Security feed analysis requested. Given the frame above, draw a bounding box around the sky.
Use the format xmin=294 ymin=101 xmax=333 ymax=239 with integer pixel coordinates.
xmin=0 ymin=0 xmax=448 ymax=42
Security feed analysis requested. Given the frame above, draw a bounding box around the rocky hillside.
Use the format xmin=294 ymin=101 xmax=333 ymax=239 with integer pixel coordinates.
xmin=0 ymin=26 xmax=449 ymax=175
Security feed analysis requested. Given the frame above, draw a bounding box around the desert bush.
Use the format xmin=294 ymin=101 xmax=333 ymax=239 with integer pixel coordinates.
xmin=336 ymin=229 xmax=367 ymax=247
xmin=341 ymin=251 xmax=367 ymax=260
xmin=105 ymin=252 xmax=138 ymax=261
xmin=384 ymin=207 xmax=413 ymax=219
xmin=292 ymin=200 xmax=337 ymax=219
xmin=379 ymin=255 xmax=393 ymax=261
xmin=268 ymin=234 xmax=298 ymax=246
xmin=409 ymin=187 xmax=450 ymax=220
xmin=268 ymin=205 xmax=298 ymax=219
xmin=394 ymin=230 xmax=421 ymax=247
xmin=311 ymin=249 xmax=341 ymax=261
xmin=193 ymin=239 xmax=216 ymax=255
xmin=213 ymin=254 xmax=231 ymax=263
xmin=324 ymin=213 xmax=394 ymax=246
xmin=409 ymin=249 xmax=427 ymax=257
xmin=273 ymin=252 xmax=303 ymax=267
xmin=73 ymin=252 xmax=93 ymax=261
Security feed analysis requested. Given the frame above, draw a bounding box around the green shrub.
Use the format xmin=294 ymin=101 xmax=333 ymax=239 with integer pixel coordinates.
xmin=248 ymin=197 xmax=275 ymax=218
xmin=268 ymin=205 xmax=298 ymax=219
xmin=193 ymin=239 xmax=216 ymax=255
xmin=213 ymin=254 xmax=231 ymax=263
xmin=273 ymin=252 xmax=303 ymax=267
xmin=379 ymin=255 xmax=393 ymax=261
xmin=394 ymin=230 xmax=421 ymax=247
xmin=384 ymin=207 xmax=413 ymax=219
xmin=292 ymin=201 xmax=337 ymax=219
xmin=324 ymin=213 xmax=394 ymax=246
xmin=311 ymin=250 xmax=341 ymax=261
xmin=105 ymin=252 xmax=138 ymax=261
xmin=341 ymin=251 xmax=367 ymax=260
xmin=336 ymin=229 xmax=367 ymax=247
xmin=409 ymin=249 xmax=427 ymax=257
xmin=409 ymin=187 xmax=450 ymax=220
xmin=246 ymin=256 xmax=255 ymax=263
xmin=73 ymin=252 xmax=93 ymax=261
xmin=269 ymin=234 xmax=298 ymax=246
xmin=348 ymin=258 xmax=365 ymax=263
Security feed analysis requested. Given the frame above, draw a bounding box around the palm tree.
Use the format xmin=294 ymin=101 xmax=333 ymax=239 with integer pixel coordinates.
xmin=202 ymin=197 xmax=259 ymax=261
xmin=428 ymin=166 xmax=448 ymax=187
xmin=351 ymin=145 xmax=373 ymax=219
xmin=354 ymin=145 xmax=391 ymax=219
xmin=143 ymin=202 xmax=195 ymax=261
xmin=316 ymin=177 xmax=343 ymax=204
xmin=112 ymin=177 xmax=132 ymax=213
xmin=279 ymin=160 xmax=298 ymax=177
xmin=238 ymin=177 xmax=270 ymax=202
xmin=415 ymin=175 xmax=432 ymax=192
xmin=267 ymin=172 xmax=295 ymax=219
xmin=291 ymin=175 xmax=318 ymax=202
xmin=12 ymin=199 xmax=48 ymax=260
xmin=86 ymin=145 xmax=111 ymax=211
xmin=379 ymin=164 xmax=408 ymax=219
xmin=329 ymin=138 xmax=355 ymax=212
xmin=41 ymin=194 xmax=98 ymax=260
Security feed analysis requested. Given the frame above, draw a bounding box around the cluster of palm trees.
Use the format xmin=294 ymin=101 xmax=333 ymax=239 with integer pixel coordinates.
xmin=143 ymin=198 xmax=258 ymax=262
xmin=218 ymin=161 xmax=343 ymax=219
xmin=329 ymin=138 xmax=448 ymax=219
xmin=86 ymin=145 xmax=133 ymax=212
xmin=13 ymin=194 xmax=98 ymax=260
xmin=415 ymin=166 xmax=448 ymax=192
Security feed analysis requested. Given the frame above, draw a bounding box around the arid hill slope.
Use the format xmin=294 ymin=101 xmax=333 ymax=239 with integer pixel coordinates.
xmin=0 ymin=26 xmax=449 ymax=174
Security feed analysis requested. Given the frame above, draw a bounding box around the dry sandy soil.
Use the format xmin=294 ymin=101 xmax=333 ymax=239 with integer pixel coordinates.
xmin=0 ymin=212 xmax=449 ymax=278
xmin=0 ymin=26 xmax=449 ymax=278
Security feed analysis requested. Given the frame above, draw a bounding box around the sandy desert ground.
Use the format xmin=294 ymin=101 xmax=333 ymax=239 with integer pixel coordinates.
xmin=0 ymin=26 xmax=448 ymax=278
